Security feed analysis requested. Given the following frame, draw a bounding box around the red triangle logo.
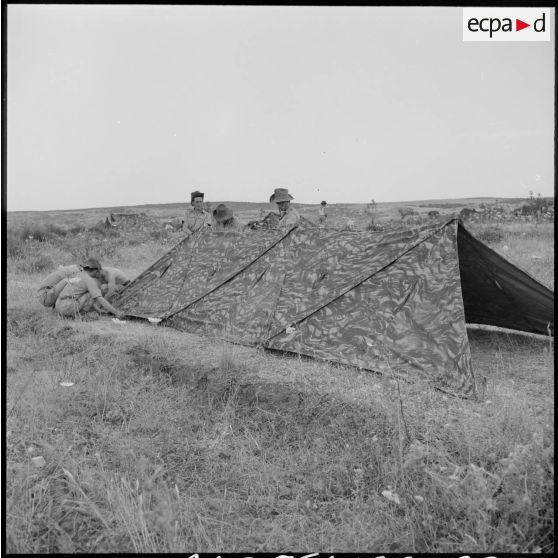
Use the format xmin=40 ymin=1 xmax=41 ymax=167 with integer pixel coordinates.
xmin=516 ymin=19 xmax=530 ymax=31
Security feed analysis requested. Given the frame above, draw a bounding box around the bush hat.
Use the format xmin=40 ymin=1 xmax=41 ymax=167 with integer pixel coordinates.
xmin=190 ymin=190 xmax=205 ymax=202
xmin=213 ymin=203 xmax=234 ymax=223
xmin=269 ymin=188 xmax=294 ymax=204
xmin=81 ymin=257 xmax=102 ymax=271
xmin=321 ymin=200 xmax=327 ymax=205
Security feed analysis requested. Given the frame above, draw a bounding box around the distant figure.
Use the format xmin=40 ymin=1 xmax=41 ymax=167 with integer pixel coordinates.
xmin=37 ymin=264 xmax=81 ymax=308
xmin=182 ymin=190 xmax=212 ymax=236
xmin=54 ymin=258 xmax=125 ymax=319
xmin=211 ymin=204 xmax=244 ymax=232
xmin=318 ymin=201 xmax=328 ymax=227
xmin=99 ymin=266 xmax=131 ymax=302
xmin=270 ymin=188 xmax=300 ymax=229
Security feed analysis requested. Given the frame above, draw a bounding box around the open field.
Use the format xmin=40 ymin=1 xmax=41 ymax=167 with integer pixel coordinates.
xmin=5 ymin=199 xmax=554 ymax=553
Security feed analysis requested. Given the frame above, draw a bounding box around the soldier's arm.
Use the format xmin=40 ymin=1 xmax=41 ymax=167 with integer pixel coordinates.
xmin=104 ymin=270 xmax=118 ymax=299
xmin=92 ymin=297 xmax=125 ymax=319
xmin=83 ymin=274 xmax=124 ymax=318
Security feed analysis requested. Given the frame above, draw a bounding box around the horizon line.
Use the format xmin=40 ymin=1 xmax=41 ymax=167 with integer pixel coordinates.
xmin=7 ymin=194 xmax=551 ymax=214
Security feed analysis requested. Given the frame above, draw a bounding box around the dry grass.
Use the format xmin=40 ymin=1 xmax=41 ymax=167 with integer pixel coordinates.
xmin=5 ymin=210 xmax=554 ymax=553
xmin=466 ymin=221 xmax=554 ymax=290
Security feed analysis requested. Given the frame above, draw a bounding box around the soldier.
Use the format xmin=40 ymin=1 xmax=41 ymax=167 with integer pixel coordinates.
xmin=211 ymin=204 xmax=245 ymax=232
xmin=182 ymin=190 xmax=212 ymax=236
xmin=99 ymin=266 xmax=131 ymax=302
xmin=318 ymin=201 xmax=328 ymax=227
xmin=37 ymin=264 xmax=81 ymax=308
xmin=54 ymin=258 xmax=125 ymax=319
xmin=270 ymin=188 xmax=300 ymax=229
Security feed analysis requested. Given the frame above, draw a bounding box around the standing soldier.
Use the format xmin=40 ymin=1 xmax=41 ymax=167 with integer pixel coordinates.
xmin=182 ymin=190 xmax=212 ymax=236
xmin=318 ymin=201 xmax=328 ymax=228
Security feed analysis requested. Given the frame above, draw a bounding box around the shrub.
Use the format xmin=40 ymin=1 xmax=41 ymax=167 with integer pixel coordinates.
xmin=44 ymin=223 xmax=67 ymax=237
xmin=515 ymin=193 xmax=553 ymax=218
xmin=398 ymin=207 xmax=417 ymax=219
xmin=19 ymin=223 xmax=48 ymax=242
xmin=88 ymin=224 xmax=120 ymax=238
xmin=6 ymin=230 xmax=25 ymax=258
xmin=18 ymin=222 xmax=67 ymax=242
xmin=476 ymin=226 xmax=504 ymax=244
xmin=15 ymin=254 xmax=55 ymax=274
xmin=67 ymin=224 xmax=88 ymax=235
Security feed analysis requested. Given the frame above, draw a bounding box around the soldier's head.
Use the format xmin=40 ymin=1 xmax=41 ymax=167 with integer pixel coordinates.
xmin=212 ymin=204 xmax=234 ymax=226
xmin=269 ymin=188 xmax=293 ymax=213
xmin=190 ymin=190 xmax=205 ymax=211
xmin=81 ymin=258 xmax=103 ymax=281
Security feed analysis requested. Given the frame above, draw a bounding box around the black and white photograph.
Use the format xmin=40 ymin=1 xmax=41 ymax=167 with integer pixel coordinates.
xmin=4 ymin=4 xmax=554 ymax=554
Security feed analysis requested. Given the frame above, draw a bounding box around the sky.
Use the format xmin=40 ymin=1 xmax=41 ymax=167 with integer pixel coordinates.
xmin=6 ymin=5 xmax=555 ymax=212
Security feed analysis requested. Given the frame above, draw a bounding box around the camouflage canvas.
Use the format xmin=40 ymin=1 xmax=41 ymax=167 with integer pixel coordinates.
xmin=113 ymin=220 xmax=554 ymax=397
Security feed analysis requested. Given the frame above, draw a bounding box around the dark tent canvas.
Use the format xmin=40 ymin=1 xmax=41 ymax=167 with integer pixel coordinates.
xmin=114 ymin=219 xmax=554 ymax=397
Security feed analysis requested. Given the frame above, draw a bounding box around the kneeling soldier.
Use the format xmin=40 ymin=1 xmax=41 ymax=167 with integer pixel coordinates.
xmin=37 ymin=264 xmax=81 ymax=308
xmin=55 ymin=258 xmax=125 ymax=319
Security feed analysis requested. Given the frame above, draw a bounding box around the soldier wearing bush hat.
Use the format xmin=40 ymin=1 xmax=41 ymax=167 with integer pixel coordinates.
xmin=211 ymin=204 xmax=244 ymax=232
xmin=182 ymin=190 xmax=212 ymax=236
xmin=81 ymin=257 xmax=103 ymax=271
xmin=269 ymin=188 xmax=300 ymax=229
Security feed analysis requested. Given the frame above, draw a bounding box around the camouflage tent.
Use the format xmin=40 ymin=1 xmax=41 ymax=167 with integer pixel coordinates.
xmin=114 ymin=219 xmax=554 ymax=397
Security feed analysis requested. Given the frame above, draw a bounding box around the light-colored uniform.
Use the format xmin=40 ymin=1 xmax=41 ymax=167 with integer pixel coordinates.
xmin=183 ymin=209 xmax=212 ymax=235
xmin=37 ymin=265 xmax=81 ymax=308
xmin=278 ymin=206 xmax=301 ymax=229
xmin=55 ymin=272 xmax=104 ymax=317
